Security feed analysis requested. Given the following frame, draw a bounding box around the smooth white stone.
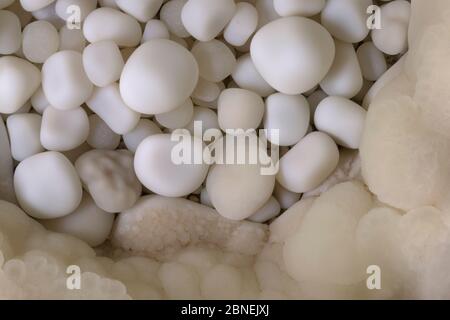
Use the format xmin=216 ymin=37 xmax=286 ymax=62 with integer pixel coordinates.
xmin=160 ymin=0 xmax=190 ymax=38
xmin=263 ymin=93 xmax=310 ymax=146
xmin=277 ymin=132 xmax=339 ymax=193
xmin=231 ymin=53 xmax=275 ymax=97
xmin=83 ymin=8 xmax=142 ymax=47
xmin=206 ymin=135 xmax=276 ymax=220
xmin=116 ymin=0 xmax=163 ymax=23
xmin=357 ymin=42 xmax=388 ymax=81
xmin=6 ymin=113 xmax=44 ymax=162
xmin=218 ymin=88 xmax=264 ymax=132
xmin=123 ymin=119 xmax=162 ymax=153
xmin=155 ymin=98 xmax=194 ymax=130
xmin=120 ymin=39 xmax=199 ymax=115
xmin=86 ymin=114 xmax=121 ymax=150
xmin=41 ymin=192 xmax=115 ymax=247
xmin=321 ymin=0 xmax=373 ymax=43
xmin=250 ymin=16 xmax=335 ymax=94
xmin=134 ymin=134 xmax=210 ymax=197
xmin=181 ymin=0 xmax=236 ymax=41
xmin=42 ymin=50 xmax=93 ymax=110
xmin=224 ymin=2 xmax=258 ymax=47
xmin=82 ymin=40 xmax=124 ymax=87
xmin=14 ymin=151 xmax=83 ymax=219
xmin=0 ymin=10 xmax=21 ymax=54
xmin=191 ymin=39 xmax=236 ymax=82
xmin=40 ymin=106 xmax=89 ymax=151
xmin=274 ymin=0 xmax=325 ymax=17
xmin=22 ymin=20 xmax=59 ymax=63
xmin=314 ymin=96 xmax=367 ymax=149
xmin=75 ymin=149 xmax=142 ymax=213
xmin=320 ymin=39 xmax=363 ymax=99
xmin=20 ymin=0 xmax=54 ymax=12
xmin=86 ymin=83 xmax=140 ymax=135
xmin=0 ymin=56 xmax=41 ymax=114
xmin=247 ymin=196 xmax=281 ymax=223
xmin=141 ymin=19 xmax=170 ymax=43
xmin=372 ymin=0 xmax=410 ymax=55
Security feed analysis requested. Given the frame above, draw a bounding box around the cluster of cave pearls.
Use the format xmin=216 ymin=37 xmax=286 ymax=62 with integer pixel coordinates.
xmin=2 ymin=0 xmax=450 ymax=299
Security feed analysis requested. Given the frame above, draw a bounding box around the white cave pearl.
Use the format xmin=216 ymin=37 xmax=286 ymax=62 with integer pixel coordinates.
xmin=181 ymin=0 xmax=236 ymax=41
xmin=0 ymin=10 xmax=21 ymax=54
xmin=218 ymin=88 xmax=265 ymax=132
xmin=191 ymin=39 xmax=236 ymax=83
xmin=6 ymin=113 xmax=44 ymax=162
xmin=22 ymin=20 xmax=59 ymax=63
xmin=120 ymin=39 xmax=199 ymax=115
xmin=319 ymin=39 xmax=363 ymax=99
xmin=115 ymin=0 xmax=163 ymax=23
xmin=134 ymin=134 xmax=210 ymax=197
xmin=19 ymin=0 xmax=55 ymax=12
xmin=83 ymin=7 xmax=142 ymax=47
xmin=206 ymin=135 xmax=276 ymax=221
xmin=40 ymin=106 xmax=89 ymax=152
xmin=250 ymin=16 xmax=335 ymax=95
xmin=41 ymin=50 xmax=93 ymax=111
xmin=223 ymin=2 xmax=258 ymax=47
xmin=86 ymin=83 xmax=140 ymax=135
xmin=86 ymin=114 xmax=121 ymax=150
xmin=82 ymin=40 xmax=124 ymax=87
xmin=0 ymin=56 xmax=41 ymax=114
xmin=321 ymin=0 xmax=373 ymax=43
xmin=277 ymin=132 xmax=339 ymax=193
xmin=273 ymin=0 xmax=326 ymax=17
xmin=14 ymin=151 xmax=83 ymax=219
xmin=314 ymin=96 xmax=367 ymax=149
xmin=263 ymin=93 xmax=310 ymax=146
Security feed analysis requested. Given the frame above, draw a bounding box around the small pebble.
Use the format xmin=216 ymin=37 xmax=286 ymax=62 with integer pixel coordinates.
xmin=0 ymin=56 xmax=41 ymax=114
xmin=40 ymin=106 xmax=89 ymax=151
xmin=42 ymin=50 xmax=93 ymax=110
xmin=6 ymin=113 xmax=44 ymax=161
xmin=120 ymin=39 xmax=199 ymax=115
xmin=82 ymin=40 xmax=124 ymax=87
xmin=314 ymin=96 xmax=367 ymax=149
xmin=14 ymin=151 xmax=83 ymax=219
xmin=277 ymin=132 xmax=339 ymax=193
xmin=181 ymin=0 xmax=236 ymax=41
xmin=251 ymin=16 xmax=335 ymax=95
xmin=134 ymin=134 xmax=210 ymax=197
